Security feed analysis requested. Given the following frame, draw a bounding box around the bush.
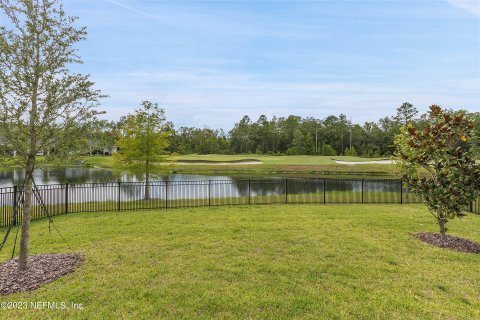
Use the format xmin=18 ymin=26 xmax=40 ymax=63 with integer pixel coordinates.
xmin=322 ymin=143 xmax=337 ymax=156
xmin=344 ymin=147 xmax=358 ymax=156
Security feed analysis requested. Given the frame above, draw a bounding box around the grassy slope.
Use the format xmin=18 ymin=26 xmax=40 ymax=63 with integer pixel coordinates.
xmin=0 ymin=204 xmax=479 ymax=319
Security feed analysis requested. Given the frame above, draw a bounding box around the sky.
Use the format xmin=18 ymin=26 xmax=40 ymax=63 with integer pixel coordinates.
xmin=61 ymin=0 xmax=480 ymax=130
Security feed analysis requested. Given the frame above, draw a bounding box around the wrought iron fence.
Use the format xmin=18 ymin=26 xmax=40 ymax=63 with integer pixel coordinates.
xmin=0 ymin=178 xmax=478 ymax=228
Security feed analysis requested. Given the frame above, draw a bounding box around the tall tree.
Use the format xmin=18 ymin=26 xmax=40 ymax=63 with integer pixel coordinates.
xmin=287 ymin=128 xmax=314 ymax=155
xmin=229 ymin=115 xmax=251 ymax=153
xmin=0 ymin=0 xmax=104 ymax=270
xmin=394 ymin=102 xmax=418 ymax=127
xmin=395 ymin=105 xmax=480 ymax=244
xmin=255 ymin=115 xmax=271 ymax=154
xmin=114 ymin=101 xmax=170 ymax=200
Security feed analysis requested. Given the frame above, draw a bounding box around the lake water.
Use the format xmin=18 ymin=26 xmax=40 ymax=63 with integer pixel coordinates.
xmin=0 ymin=167 xmax=405 ymax=206
xmin=0 ymin=167 xmax=236 ymax=188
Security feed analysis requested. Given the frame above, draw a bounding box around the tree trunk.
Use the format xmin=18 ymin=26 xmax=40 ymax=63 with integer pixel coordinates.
xmin=18 ymin=22 xmax=40 ymax=270
xmin=18 ymin=157 xmax=34 ymax=270
xmin=438 ymin=216 xmax=447 ymax=246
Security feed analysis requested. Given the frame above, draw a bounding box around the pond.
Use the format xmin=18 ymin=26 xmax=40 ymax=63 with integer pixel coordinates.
xmin=0 ymin=167 xmax=404 ymax=205
xmin=0 ymin=167 xmax=234 ymax=188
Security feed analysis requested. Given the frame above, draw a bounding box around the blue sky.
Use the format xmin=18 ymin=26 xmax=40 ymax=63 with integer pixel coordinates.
xmin=64 ymin=0 xmax=480 ymax=129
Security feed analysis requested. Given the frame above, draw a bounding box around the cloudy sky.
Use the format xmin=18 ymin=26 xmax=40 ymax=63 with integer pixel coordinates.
xmin=64 ymin=0 xmax=479 ymax=129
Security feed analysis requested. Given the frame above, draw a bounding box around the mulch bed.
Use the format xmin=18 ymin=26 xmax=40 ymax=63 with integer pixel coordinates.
xmin=416 ymin=232 xmax=480 ymax=254
xmin=0 ymin=253 xmax=83 ymax=295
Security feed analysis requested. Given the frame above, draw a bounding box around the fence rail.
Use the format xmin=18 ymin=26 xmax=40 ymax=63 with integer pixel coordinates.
xmin=0 ymin=178 xmax=478 ymax=227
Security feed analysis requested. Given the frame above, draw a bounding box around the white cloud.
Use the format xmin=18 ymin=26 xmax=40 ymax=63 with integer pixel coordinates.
xmin=447 ymin=0 xmax=480 ymax=16
xmin=93 ymin=68 xmax=479 ymax=129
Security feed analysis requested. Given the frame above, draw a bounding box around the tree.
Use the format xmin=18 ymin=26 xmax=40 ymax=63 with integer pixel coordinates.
xmin=323 ymin=115 xmax=347 ymax=155
xmin=469 ymin=112 xmax=480 ymax=158
xmin=395 ymin=105 xmax=480 ymax=245
xmin=362 ymin=122 xmax=383 ymax=157
xmin=0 ymin=0 xmax=104 ymax=270
xmin=393 ymin=126 xmax=419 ymax=201
xmin=378 ymin=116 xmax=401 ymax=155
xmin=394 ymin=102 xmax=418 ymax=127
xmin=114 ymin=101 xmax=170 ymax=200
xmin=254 ymin=115 xmax=271 ymax=154
xmin=322 ymin=143 xmax=336 ymax=156
xmin=85 ymin=120 xmax=119 ymax=155
xmin=229 ymin=115 xmax=251 ymax=153
xmin=287 ymin=128 xmax=314 ymax=155
xmin=278 ymin=115 xmax=301 ymax=152
xmin=344 ymin=147 xmax=357 ymax=156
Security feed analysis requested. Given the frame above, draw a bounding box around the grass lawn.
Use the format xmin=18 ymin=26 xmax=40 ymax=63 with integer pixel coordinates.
xmin=78 ymin=154 xmax=399 ymax=178
xmin=0 ymin=204 xmax=479 ymax=319
xmin=167 ymin=154 xmax=389 ymax=165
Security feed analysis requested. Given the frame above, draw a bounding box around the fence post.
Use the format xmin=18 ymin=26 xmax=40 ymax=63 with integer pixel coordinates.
xmin=323 ymin=178 xmax=326 ymax=204
xmin=208 ymin=180 xmax=211 ymax=207
xmin=117 ymin=180 xmax=121 ymax=211
xmin=65 ymin=183 xmax=69 ymax=214
xmin=12 ymin=185 xmax=17 ymax=226
xmin=248 ymin=179 xmax=251 ymax=205
xmin=400 ymin=180 xmax=403 ymax=205
xmin=165 ymin=181 xmax=168 ymax=209
xmin=285 ymin=178 xmax=288 ymax=204
xmin=361 ymin=179 xmax=364 ymax=204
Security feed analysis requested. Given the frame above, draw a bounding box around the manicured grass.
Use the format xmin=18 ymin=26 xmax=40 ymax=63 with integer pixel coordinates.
xmin=0 ymin=204 xmax=479 ymax=319
xmin=2 ymin=155 xmax=400 ymax=177
xmin=168 ymin=154 xmax=389 ymax=165
xmin=0 ymin=189 xmax=423 ymax=227
xmin=79 ymin=154 xmax=389 ymax=167
xmin=79 ymin=154 xmax=400 ymax=178
xmin=78 ymin=155 xmax=115 ymax=168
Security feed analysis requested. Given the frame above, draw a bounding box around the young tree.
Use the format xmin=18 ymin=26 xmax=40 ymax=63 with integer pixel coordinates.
xmin=114 ymin=101 xmax=170 ymax=200
xmin=395 ymin=105 xmax=480 ymax=245
xmin=0 ymin=0 xmax=104 ymax=270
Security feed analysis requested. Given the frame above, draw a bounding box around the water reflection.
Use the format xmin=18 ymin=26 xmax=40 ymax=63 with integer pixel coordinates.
xmin=0 ymin=167 xmax=121 ymax=187
xmin=0 ymin=168 xmax=239 ymax=188
xmin=0 ymin=167 xmax=406 ymax=206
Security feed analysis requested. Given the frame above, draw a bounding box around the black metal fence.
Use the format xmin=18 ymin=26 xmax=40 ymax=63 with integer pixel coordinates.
xmin=0 ymin=178 xmax=478 ymax=227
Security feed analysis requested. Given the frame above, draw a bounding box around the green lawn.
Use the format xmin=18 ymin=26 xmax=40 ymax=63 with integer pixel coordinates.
xmin=78 ymin=154 xmax=389 ymax=166
xmin=0 ymin=204 xmax=479 ymax=319
xmin=78 ymin=154 xmax=399 ymax=178
xmin=2 ymin=154 xmax=399 ymax=178
xmin=167 ymin=154 xmax=389 ymax=165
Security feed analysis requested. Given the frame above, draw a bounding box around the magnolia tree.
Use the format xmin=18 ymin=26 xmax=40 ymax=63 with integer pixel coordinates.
xmin=395 ymin=105 xmax=480 ymax=244
xmin=0 ymin=0 xmax=104 ymax=269
xmin=114 ymin=101 xmax=170 ymax=200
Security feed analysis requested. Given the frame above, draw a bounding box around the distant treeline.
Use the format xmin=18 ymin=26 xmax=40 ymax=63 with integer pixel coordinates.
xmin=85 ymin=104 xmax=480 ymax=157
